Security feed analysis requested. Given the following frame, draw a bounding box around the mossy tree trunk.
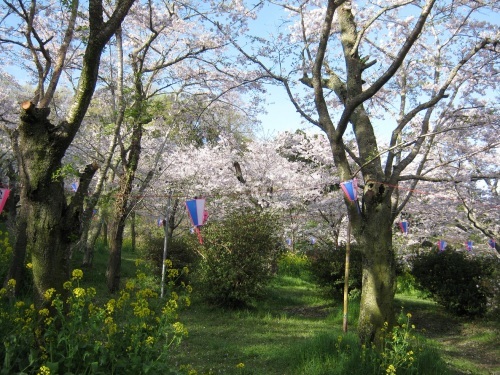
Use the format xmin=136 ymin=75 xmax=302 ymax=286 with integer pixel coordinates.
xmin=355 ymin=185 xmax=396 ymax=345
xmin=9 ymin=0 xmax=134 ymax=305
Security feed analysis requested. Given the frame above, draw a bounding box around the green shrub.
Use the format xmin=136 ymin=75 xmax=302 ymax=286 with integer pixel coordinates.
xmin=136 ymin=229 xmax=199 ymax=285
xmin=196 ymin=209 xmax=283 ymax=308
xmin=412 ymin=250 xmax=494 ymax=317
xmin=306 ymin=243 xmax=362 ymax=300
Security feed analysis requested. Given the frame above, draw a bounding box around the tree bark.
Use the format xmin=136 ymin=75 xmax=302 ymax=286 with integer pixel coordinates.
xmin=356 ymin=196 xmax=396 ymax=345
xmin=106 ymin=123 xmax=143 ymax=292
xmin=17 ymin=103 xmax=71 ymax=306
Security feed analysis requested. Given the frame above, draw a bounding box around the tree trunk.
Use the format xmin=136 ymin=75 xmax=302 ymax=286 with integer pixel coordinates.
xmin=106 ymin=120 xmax=143 ymax=292
xmin=356 ymin=186 xmax=396 ymax=345
xmin=130 ymin=210 xmax=136 ymax=252
xmin=17 ymin=105 xmax=71 ymax=306
xmin=82 ymin=219 xmax=102 ymax=267
xmin=107 ymin=216 xmax=125 ymax=292
xmin=3 ymin=203 xmax=27 ymax=296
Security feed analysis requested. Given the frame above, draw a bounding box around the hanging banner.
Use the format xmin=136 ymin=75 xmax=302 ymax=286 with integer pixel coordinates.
xmin=310 ymin=237 xmax=316 ymax=245
xmin=437 ymin=240 xmax=447 ymax=252
xmin=157 ymin=217 xmax=164 ymax=227
xmin=71 ymin=182 xmax=79 ymax=192
xmin=0 ymin=188 xmax=11 ymax=215
xmin=185 ymin=198 xmax=207 ymax=244
xmin=465 ymin=240 xmax=473 ymax=252
xmin=185 ymin=198 xmax=206 ymax=226
xmin=340 ymin=179 xmax=358 ymax=202
xmin=399 ymin=220 xmax=409 ymax=235
xmin=488 ymin=238 xmax=496 ymax=249
xmin=285 ymin=238 xmax=292 ymax=246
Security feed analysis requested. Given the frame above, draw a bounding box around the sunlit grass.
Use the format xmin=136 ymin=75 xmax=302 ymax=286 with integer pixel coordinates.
xmin=170 ymin=275 xmax=344 ymax=374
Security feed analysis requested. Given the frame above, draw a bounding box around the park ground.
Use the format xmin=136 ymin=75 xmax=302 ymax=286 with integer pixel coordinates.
xmin=169 ymin=275 xmax=500 ymax=375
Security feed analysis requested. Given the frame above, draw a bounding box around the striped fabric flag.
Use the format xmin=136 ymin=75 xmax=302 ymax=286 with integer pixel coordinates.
xmin=438 ymin=240 xmax=447 ymax=252
xmin=340 ymin=179 xmax=358 ymax=202
xmin=399 ymin=220 xmax=409 ymax=235
xmin=0 ymin=188 xmax=10 ymax=215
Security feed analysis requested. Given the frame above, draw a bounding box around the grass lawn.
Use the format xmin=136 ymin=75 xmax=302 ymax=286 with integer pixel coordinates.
xmin=396 ymin=295 xmax=500 ymax=375
xmin=170 ymin=275 xmax=499 ymax=375
xmin=170 ymin=275 xmax=350 ymax=375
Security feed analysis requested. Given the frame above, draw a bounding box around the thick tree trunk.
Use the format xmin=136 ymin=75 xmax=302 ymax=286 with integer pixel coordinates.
xmin=356 ymin=186 xmax=396 ymax=345
xmin=17 ymin=105 xmax=71 ymax=306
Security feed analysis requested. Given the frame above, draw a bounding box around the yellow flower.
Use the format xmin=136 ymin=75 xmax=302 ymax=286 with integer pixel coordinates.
xmin=71 ymin=269 xmax=84 ymax=280
xmin=7 ymin=279 xmax=16 ymax=288
xmin=145 ymin=336 xmax=154 ymax=346
xmin=106 ymin=299 xmax=116 ymax=314
xmin=236 ymin=363 xmax=245 ymax=369
xmin=164 ymin=259 xmax=173 ymax=268
xmin=63 ymin=281 xmax=73 ymax=290
xmin=168 ymin=268 xmax=179 ymax=279
xmin=406 ymin=312 xmax=412 ymax=318
xmin=125 ymin=280 xmax=135 ymax=290
xmin=15 ymin=301 xmax=25 ymax=309
xmin=72 ymin=287 xmax=86 ymax=298
xmin=38 ymin=308 xmax=50 ymax=317
xmin=43 ymin=288 xmax=56 ymax=300
xmin=386 ymin=364 xmax=396 ymax=374
xmin=37 ymin=365 xmax=51 ymax=375
xmin=26 ymin=263 xmax=33 ymax=269
xmin=172 ymin=322 xmax=188 ymax=336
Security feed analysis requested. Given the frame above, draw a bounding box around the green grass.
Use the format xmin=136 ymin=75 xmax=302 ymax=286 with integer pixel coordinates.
xmin=170 ymin=277 xmax=449 ymax=375
xmin=396 ymin=294 xmax=500 ymax=375
xmin=170 ymin=276 xmax=345 ymax=374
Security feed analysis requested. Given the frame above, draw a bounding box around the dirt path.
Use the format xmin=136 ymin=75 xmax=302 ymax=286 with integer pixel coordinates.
xmin=397 ymin=297 xmax=500 ymax=375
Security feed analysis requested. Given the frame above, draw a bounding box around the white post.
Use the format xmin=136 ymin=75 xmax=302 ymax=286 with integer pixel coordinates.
xmin=343 ymin=218 xmax=351 ymax=333
xmin=160 ymin=190 xmax=172 ymax=298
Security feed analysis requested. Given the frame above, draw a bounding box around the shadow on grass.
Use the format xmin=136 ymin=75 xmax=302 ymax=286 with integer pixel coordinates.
xmin=396 ymin=294 xmax=500 ymax=375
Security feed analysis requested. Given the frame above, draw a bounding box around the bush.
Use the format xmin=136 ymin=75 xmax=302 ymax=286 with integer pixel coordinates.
xmin=196 ymin=209 xmax=283 ymax=308
xmin=306 ymin=243 xmax=363 ymax=300
xmin=136 ymin=229 xmax=199 ymax=285
xmin=412 ymin=249 xmax=495 ymax=317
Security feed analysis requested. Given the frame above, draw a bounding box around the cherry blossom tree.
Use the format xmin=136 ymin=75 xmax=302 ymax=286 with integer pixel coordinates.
xmin=222 ymin=0 xmax=499 ymax=343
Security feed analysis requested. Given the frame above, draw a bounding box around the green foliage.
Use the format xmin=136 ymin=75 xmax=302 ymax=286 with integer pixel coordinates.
xmin=277 ymin=251 xmax=310 ymax=278
xmin=136 ymin=229 xmax=198 ymax=286
xmin=396 ymin=272 xmax=428 ymax=298
xmin=0 ymin=264 xmax=191 ymax=374
xmin=196 ymin=210 xmax=283 ymax=308
xmin=51 ymin=163 xmax=79 ymax=182
xmin=412 ymin=250 xmax=495 ymax=317
xmin=306 ymin=243 xmax=363 ymax=300
xmin=0 ymin=229 xmax=13 ymax=282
